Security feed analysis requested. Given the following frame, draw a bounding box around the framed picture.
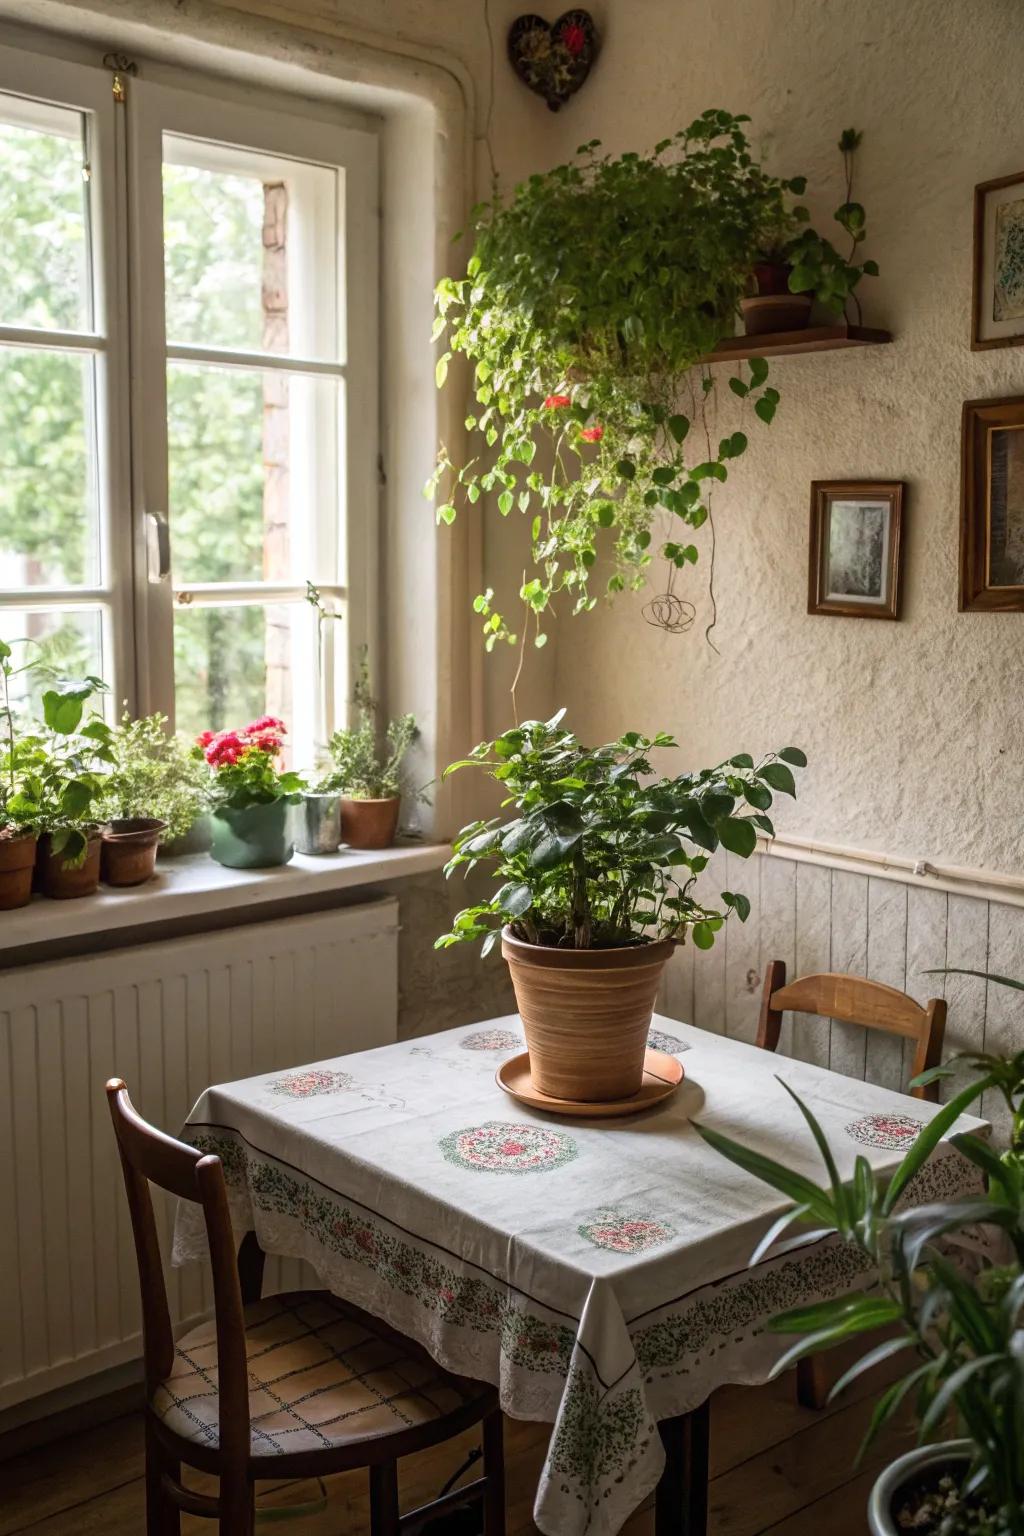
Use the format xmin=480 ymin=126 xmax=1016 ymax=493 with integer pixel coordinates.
xmin=960 ymin=395 xmax=1024 ymax=611
xmin=808 ymin=480 xmax=904 ymax=620
xmin=972 ymin=171 xmax=1024 ymax=349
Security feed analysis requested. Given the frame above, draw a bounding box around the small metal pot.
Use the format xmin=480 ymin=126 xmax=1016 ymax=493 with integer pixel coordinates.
xmin=293 ymin=793 xmax=342 ymax=855
xmin=868 ymin=1440 xmax=972 ymax=1536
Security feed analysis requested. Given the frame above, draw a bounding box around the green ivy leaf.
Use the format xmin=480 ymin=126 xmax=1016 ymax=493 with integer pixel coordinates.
xmin=667 ymin=414 xmax=690 ymax=444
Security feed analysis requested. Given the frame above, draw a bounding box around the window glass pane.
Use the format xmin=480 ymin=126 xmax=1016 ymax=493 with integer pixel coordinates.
xmin=163 ymin=138 xmax=338 ymax=359
xmin=167 ymin=363 xmax=339 ymax=585
xmin=0 ymin=93 xmax=90 ymax=332
xmin=0 ymin=348 xmax=100 ymax=587
xmin=0 ymin=606 xmax=104 ymax=715
xmin=173 ymin=602 xmax=319 ymax=761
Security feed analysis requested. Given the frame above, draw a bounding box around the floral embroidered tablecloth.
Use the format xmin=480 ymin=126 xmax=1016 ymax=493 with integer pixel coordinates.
xmin=173 ymin=1016 xmax=986 ymax=1536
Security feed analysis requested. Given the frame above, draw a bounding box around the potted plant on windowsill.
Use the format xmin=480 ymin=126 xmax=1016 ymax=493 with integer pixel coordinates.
xmin=695 ymin=970 xmax=1024 ymax=1536
xmin=0 ymin=638 xmax=37 ymax=910
xmin=436 ymin=711 xmax=805 ymax=1102
xmin=315 ymin=652 xmax=424 ymax=851
xmin=97 ymin=712 xmax=211 ymax=885
xmin=199 ymin=717 xmax=304 ymax=870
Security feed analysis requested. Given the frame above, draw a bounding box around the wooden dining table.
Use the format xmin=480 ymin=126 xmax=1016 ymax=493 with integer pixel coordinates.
xmin=172 ymin=1014 xmax=986 ymax=1536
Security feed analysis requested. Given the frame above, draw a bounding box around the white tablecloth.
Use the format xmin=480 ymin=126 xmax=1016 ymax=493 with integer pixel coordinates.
xmin=173 ymin=1016 xmax=986 ymax=1536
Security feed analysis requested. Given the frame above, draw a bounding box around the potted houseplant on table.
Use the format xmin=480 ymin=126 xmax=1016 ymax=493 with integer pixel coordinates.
xmin=315 ymin=654 xmax=423 ymax=851
xmin=696 ymin=971 xmax=1024 ymax=1536
xmin=199 ymin=717 xmax=304 ymax=870
xmin=0 ymin=638 xmax=37 ymax=910
xmin=97 ymin=712 xmax=210 ymax=885
xmin=437 ymin=711 xmax=805 ymax=1102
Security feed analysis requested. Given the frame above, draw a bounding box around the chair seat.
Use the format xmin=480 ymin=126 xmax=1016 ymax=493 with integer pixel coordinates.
xmin=152 ymin=1291 xmax=491 ymax=1458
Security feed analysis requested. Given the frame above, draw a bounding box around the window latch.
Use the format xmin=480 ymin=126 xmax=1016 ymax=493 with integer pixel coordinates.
xmin=146 ymin=511 xmax=171 ymax=583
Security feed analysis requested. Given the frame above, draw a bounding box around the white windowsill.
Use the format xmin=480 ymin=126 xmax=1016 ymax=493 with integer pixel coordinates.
xmin=0 ymin=841 xmax=449 ymax=957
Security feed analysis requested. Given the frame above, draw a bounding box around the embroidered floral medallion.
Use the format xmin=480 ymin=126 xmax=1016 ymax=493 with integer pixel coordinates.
xmin=647 ymin=1028 xmax=688 ymax=1055
xmin=578 ymin=1207 xmax=676 ymax=1254
xmin=845 ymin=1112 xmax=923 ymax=1150
xmin=269 ymin=1069 xmax=354 ymax=1099
xmin=440 ymin=1120 xmax=578 ymax=1174
xmin=459 ymin=1029 xmax=524 ymax=1053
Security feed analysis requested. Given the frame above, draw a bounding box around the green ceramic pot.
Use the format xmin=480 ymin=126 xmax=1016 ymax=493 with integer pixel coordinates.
xmin=209 ymin=799 xmax=294 ymax=870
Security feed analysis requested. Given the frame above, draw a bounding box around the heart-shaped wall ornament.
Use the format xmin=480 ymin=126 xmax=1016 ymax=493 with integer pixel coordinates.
xmin=507 ymin=11 xmax=599 ymax=112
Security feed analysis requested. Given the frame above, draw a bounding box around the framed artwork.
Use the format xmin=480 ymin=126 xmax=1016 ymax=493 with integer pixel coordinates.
xmin=808 ymin=480 xmax=904 ymax=620
xmin=960 ymin=395 xmax=1024 ymax=611
xmin=972 ymin=171 xmax=1024 ymax=349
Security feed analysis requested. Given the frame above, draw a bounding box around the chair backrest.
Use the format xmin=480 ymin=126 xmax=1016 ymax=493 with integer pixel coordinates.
xmin=756 ymin=962 xmax=947 ymax=1101
xmin=106 ymin=1079 xmax=250 ymax=1463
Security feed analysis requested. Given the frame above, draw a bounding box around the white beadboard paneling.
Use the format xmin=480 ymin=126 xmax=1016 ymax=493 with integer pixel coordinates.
xmin=865 ymin=879 xmax=908 ymax=1093
xmin=828 ymin=871 xmax=869 ymax=1080
xmin=792 ymin=862 xmax=832 ymax=1068
xmin=982 ymin=903 xmax=1024 ymax=1142
xmin=759 ymin=857 xmax=796 ymax=1056
xmin=723 ymin=850 xmax=762 ymax=1043
xmin=943 ymin=895 xmax=989 ymax=1103
xmin=692 ymin=851 xmax=729 ymax=1034
xmin=0 ymin=897 xmax=399 ymax=1413
xmin=905 ymin=888 xmax=948 ymax=1088
xmin=659 ymin=939 xmax=694 ymax=1027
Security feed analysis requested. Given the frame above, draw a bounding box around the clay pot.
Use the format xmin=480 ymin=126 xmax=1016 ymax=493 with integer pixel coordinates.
xmin=101 ymin=818 xmax=167 ymax=887
xmin=0 ymin=829 xmax=38 ymax=911
xmin=751 ymin=259 xmax=793 ymax=296
xmin=38 ymin=830 xmax=102 ymax=900
xmin=740 ymin=292 xmax=813 ymax=336
xmin=340 ymin=796 xmax=400 ymax=850
xmin=501 ymin=929 xmax=675 ymax=1102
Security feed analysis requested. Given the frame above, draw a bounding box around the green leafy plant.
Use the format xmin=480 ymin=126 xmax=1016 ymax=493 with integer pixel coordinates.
xmin=98 ymin=712 xmax=212 ymax=843
xmin=429 ymin=111 xmax=877 ymax=652
xmin=782 ymin=129 xmax=878 ymax=320
xmin=318 ymin=651 xmax=423 ymax=802
xmin=6 ymin=675 xmax=114 ymax=866
xmin=436 ymin=711 xmax=806 ymax=956
xmin=696 ymin=970 xmax=1024 ymax=1536
xmin=0 ymin=637 xmax=35 ymax=837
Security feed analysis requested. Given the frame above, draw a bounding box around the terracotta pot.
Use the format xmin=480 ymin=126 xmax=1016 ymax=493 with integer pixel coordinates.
xmin=340 ymin=796 xmax=400 ymax=850
xmin=501 ymin=930 xmax=675 ymax=1102
xmin=752 ymin=259 xmax=793 ymax=296
xmin=0 ymin=830 xmax=38 ymax=911
xmin=740 ymin=292 xmax=813 ymax=336
xmin=868 ymin=1440 xmax=971 ymax=1536
xmin=101 ymin=818 xmax=167 ymax=887
xmin=38 ymin=830 xmax=102 ymax=900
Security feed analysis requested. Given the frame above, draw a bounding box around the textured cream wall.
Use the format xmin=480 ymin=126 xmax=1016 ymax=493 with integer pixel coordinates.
xmin=530 ymin=0 xmax=1024 ymax=876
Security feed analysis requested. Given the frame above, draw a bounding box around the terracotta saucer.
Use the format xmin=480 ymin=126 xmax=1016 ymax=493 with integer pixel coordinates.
xmin=496 ymin=1049 xmax=684 ymax=1119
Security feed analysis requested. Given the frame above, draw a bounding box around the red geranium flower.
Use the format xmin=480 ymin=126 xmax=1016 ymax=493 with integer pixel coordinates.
xmin=560 ymin=21 xmax=586 ymax=55
xmin=544 ymin=393 xmax=571 ymax=409
xmin=196 ymin=729 xmax=217 ymax=748
xmin=581 ymin=425 xmax=604 ymax=443
xmin=247 ymin=715 xmax=287 ymax=735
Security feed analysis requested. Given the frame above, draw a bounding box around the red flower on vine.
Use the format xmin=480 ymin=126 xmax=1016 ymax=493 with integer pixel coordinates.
xmin=560 ymin=20 xmax=586 ymax=55
xmin=544 ymin=393 xmax=571 ymax=409
xmin=581 ymin=425 xmax=604 ymax=442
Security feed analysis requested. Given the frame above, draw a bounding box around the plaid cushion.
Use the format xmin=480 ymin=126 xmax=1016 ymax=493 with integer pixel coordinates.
xmin=153 ymin=1291 xmax=483 ymax=1456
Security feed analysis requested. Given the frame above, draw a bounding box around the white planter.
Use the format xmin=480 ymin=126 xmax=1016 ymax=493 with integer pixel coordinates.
xmin=868 ymin=1440 xmax=972 ymax=1536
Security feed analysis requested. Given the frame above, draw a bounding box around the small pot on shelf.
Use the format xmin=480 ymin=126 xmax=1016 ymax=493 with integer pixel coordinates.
xmin=294 ymin=792 xmax=342 ymax=855
xmin=868 ymin=1440 xmax=972 ymax=1536
xmin=340 ymin=796 xmax=400 ymax=850
xmin=101 ymin=817 xmax=167 ymax=887
xmin=501 ymin=929 xmax=675 ymax=1102
xmin=0 ymin=829 xmax=38 ymax=910
xmin=741 ymin=259 xmax=813 ymax=335
xmin=37 ymin=829 xmax=102 ymax=900
xmin=209 ymin=799 xmax=294 ymax=870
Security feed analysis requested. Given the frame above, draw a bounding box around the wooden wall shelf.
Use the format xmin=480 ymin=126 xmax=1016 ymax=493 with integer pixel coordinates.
xmin=705 ymin=324 xmax=893 ymax=363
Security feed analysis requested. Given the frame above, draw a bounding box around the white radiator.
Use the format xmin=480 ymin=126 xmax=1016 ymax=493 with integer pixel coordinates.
xmin=0 ymin=895 xmax=399 ymax=1411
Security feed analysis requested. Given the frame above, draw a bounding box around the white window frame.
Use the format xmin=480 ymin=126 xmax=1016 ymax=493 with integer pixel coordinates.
xmin=0 ymin=44 xmax=133 ymax=705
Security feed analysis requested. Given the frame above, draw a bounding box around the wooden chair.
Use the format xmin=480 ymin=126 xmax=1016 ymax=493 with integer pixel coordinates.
xmin=756 ymin=964 xmax=947 ymax=1410
xmin=107 ymin=1078 xmax=505 ymax=1536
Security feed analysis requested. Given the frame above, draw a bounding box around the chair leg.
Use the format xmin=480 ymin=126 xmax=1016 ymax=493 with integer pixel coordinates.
xmin=219 ymin=1473 xmax=255 ymax=1536
xmin=370 ymin=1460 xmax=401 ymax=1536
xmin=797 ymin=1354 xmax=830 ymax=1411
xmin=145 ymin=1426 xmax=180 ymax=1536
xmin=482 ymin=1409 xmax=506 ymax=1536
xmin=655 ymin=1399 xmax=710 ymax=1536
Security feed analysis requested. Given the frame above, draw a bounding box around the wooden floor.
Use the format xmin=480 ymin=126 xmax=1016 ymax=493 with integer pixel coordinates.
xmin=1 ymin=1346 xmax=911 ymax=1536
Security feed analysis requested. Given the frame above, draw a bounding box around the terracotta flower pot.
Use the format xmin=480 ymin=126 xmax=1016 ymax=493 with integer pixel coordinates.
xmin=0 ymin=829 xmax=38 ymax=911
xmin=501 ymin=929 xmax=675 ymax=1102
xmin=37 ymin=830 xmax=102 ymax=900
xmin=752 ymin=259 xmax=793 ymax=296
xmin=340 ymin=796 xmax=400 ymax=850
xmin=101 ymin=818 xmax=167 ymax=887
xmin=740 ymin=292 xmax=813 ymax=335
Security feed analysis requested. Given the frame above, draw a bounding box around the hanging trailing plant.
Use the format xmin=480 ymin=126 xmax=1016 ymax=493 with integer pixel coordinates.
xmin=428 ymin=110 xmax=876 ymax=652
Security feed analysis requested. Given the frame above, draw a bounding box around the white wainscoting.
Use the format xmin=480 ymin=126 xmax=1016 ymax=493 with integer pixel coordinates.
xmin=0 ymin=896 xmax=399 ymax=1412
xmin=661 ymin=850 xmax=1024 ymax=1144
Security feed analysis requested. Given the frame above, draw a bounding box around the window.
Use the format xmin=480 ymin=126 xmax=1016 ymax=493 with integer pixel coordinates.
xmin=0 ymin=42 xmax=378 ymax=763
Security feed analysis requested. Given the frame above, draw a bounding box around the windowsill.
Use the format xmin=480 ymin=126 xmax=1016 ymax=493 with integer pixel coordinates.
xmin=0 ymin=841 xmax=449 ymax=958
